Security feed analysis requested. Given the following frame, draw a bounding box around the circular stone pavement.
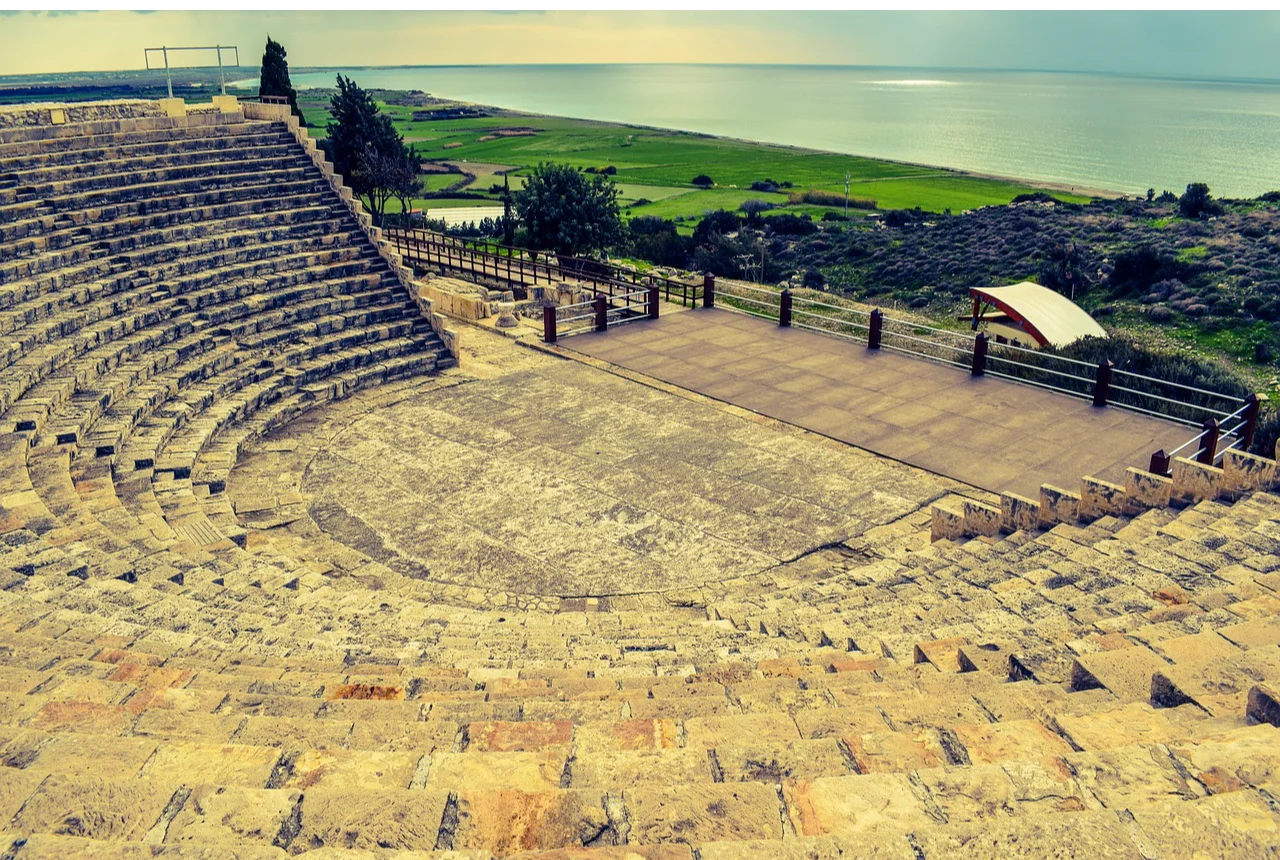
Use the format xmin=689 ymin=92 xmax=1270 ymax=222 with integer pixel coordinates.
xmin=297 ymin=359 xmax=953 ymax=598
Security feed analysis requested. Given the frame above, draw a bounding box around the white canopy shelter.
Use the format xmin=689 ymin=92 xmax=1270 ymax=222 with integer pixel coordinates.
xmin=969 ymin=282 xmax=1107 ymax=348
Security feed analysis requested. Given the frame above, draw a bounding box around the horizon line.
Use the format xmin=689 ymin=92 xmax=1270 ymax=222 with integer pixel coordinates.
xmin=4 ymin=62 xmax=1280 ymax=89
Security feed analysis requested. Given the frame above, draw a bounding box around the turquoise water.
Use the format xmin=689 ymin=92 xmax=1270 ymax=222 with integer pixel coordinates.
xmin=282 ymin=64 xmax=1280 ymax=199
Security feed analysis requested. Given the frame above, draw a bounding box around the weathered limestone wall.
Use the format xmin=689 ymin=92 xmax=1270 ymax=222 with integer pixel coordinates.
xmin=0 ymin=98 xmax=164 ymax=130
xmin=932 ymin=438 xmax=1280 ymax=541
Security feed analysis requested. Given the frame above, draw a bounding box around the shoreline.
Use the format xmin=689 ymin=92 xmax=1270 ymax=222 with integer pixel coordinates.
xmin=412 ymin=97 xmax=1129 ymax=202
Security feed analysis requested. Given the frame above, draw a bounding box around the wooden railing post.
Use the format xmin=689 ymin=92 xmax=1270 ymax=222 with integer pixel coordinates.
xmin=1149 ymin=449 xmax=1171 ymax=476
xmin=868 ymin=309 xmax=883 ymax=349
xmin=971 ymin=332 xmax=989 ymax=376
xmin=543 ymin=306 xmax=557 ymax=344
xmin=779 ymin=289 xmax=792 ymax=327
xmin=1093 ymin=360 xmax=1113 ymax=407
xmin=1241 ymin=393 xmax=1264 ymax=452
xmin=1197 ymin=418 xmax=1220 ymax=465
xmin=594 ymin=294 xmax=608 ymax=333
xmin=703 ymin=274 xmax=715 ymax=309
xmin=648 ymin=285 xmax=660 ymax=320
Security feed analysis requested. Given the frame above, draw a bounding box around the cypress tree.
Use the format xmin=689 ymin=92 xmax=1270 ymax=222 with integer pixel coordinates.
xmin=259 ymin=36 xmax=304 ymax=122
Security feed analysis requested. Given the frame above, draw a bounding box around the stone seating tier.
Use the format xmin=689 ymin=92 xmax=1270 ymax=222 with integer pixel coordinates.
xmin=0 ymin=106 xmax=1276 ymax=857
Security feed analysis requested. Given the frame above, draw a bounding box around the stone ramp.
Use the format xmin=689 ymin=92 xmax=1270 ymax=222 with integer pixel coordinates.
xmin=565 ymin=308 xmax=1191 ymax=498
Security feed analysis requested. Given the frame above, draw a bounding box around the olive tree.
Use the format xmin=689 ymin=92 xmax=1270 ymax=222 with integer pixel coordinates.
xmin=514 ymin=162 xmax=624 ymax=259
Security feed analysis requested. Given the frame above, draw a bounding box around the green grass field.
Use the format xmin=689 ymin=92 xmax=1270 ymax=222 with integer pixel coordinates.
xmin=295 ymin=91 xmax=1093 ymax=226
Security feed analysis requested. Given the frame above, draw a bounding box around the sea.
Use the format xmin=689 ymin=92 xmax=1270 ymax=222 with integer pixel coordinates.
xmin=278 ymin=64 xmax=1280 ymax=200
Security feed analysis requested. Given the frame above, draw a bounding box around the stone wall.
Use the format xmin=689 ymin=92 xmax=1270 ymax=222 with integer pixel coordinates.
xmin=0 ymin=99 xmax=164 ymax=129
xmin=932 ymin=440 xmax=1280 ymax=541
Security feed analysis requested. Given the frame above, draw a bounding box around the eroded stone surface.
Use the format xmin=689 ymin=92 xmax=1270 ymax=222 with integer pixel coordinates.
xmin=783 ymin=774 xmax=932 ymax=836
xmin=450 ymin=788 xmax=610 ymax=855
xmin=10 ymin=774 xmax=176 ymax=841
xmin=913 ymin=810 xmax=1143 ymax=859
xmin=290 ymin=788 xmax=449 ymax=852
xmin=627 ymin=783 xmax=784 ymax=843
xmin=284 ymin=359 xmax=951 ymax=599
xmin=165 ymin=784 xmax=300 ymax=848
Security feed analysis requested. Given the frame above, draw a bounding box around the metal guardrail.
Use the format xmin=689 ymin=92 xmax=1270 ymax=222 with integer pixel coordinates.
xmin=386 ymin=228 xmax=704 ymax=308
xmin=711 ymin=284 xmax=1266 ymax=461
xmin=542 ymin=287 xmax=660 ymax=343
xmin=387 ymin=227 xmax=1266 ymax=462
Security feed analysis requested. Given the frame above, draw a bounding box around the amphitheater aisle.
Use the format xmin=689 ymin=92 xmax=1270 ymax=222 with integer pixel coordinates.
xmin=0 ymin=102 xmax=1277 ymax=859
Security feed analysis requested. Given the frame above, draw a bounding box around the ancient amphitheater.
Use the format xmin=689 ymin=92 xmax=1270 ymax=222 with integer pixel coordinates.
xmin=0 ymin=98 xmax=1277 ymax=859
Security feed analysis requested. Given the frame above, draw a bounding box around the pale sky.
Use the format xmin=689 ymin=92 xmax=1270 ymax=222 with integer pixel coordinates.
xmin=2 ymin=10 xmax=1279 ymax=81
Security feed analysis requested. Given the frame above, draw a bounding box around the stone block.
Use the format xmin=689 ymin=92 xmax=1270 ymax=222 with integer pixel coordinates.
xmin=1223 ymin=449 xmax=1278 ymax=493
xmin=571 ymin=748 xmax=713 ymax=788
xmin=962 ymin=499 xmax=1001 ymax=537
xmin=1079 ymin=475 xmax=1127 ymax=520
xmin=1125 ymin=466 xmax=1173 ymax=511
xmin=930 ymin=503 xmax=964 ymax=542
xmin=1039 ymin=484 xmax=1080 ymax=526
xmin=914 ymin=637 xmax=966 ymax=673
xmin=157 ymin=97 xmax=186 ymax=118
xmin=1127 ymin=790 xmax=1280 ymax=860
xmin=1000 ymin=491 xmax=1039 ymax=533
xmin=782 ymin=773 xmax=931 ymax=837
xmin=1172 ymin=456 xmax=1224 ymax=502
xmin=629 ymin=783 xmax=783 ymax=843
xmin=293 ymin=788 xmax=449 ymax=852
xmin=1070 ymin=644 xmax=1167 ymax=701
xmin=211 ymin=94 xmax=239 ymax=113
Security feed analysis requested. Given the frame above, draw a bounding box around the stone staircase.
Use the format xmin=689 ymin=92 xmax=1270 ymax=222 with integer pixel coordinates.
xmin=0 ymin=109 xmax=454 ymax=579
xmin=0 ymin=102 xmax=1276 ymax=858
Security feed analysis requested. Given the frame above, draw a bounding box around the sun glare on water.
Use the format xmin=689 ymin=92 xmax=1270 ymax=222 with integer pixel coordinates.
xmin=866 ymin=79 xmax=960 ymax=86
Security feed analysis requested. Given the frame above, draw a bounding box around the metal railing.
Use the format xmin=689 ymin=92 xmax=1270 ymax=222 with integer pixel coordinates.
xmin=386 ymin=228 xmax=1268 ymax=464
xmin=709 ymin=283 xmax=1266 ymax=458
xmin=386 ymin=228 xmax=704 ymax=308
xmin=542 ymin=286 xmax=661 ymax=343
xmin=1147 ymin=395 xmax=1264 ymax=476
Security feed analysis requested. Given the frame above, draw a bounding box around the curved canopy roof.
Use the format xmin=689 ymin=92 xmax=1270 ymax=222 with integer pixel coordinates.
xmin=970 ymin=282 xmax=1107 ymax=348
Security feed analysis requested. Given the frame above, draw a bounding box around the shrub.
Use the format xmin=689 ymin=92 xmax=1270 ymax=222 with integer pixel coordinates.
xmin=631 ymin=198 xmax=651 ymax=207
xmin=882 ymin=208 xmax=926 ymax=228
xmin=740 ymin=199 xmax=776 ymax=216
xmin=1178 ymin=182 xmax=1223 ymax=219
xmin=784 ymin=189 xmax=876 ymax=210
xmin=692 ymin=209 xmax=741 ymax=242
xmin=802 ymin=268 xmax=826 ymax=289
xmin=602 ymin=166 xmax=617 ymax=176
xmin=751 ymin=179 xmax=779 ymax=193
xmin=821 ymin=212 xmax=850 ymax=222
xmin=765 ymin=214 xmax=819 ymax=236
xmin=692 ymin=174 xmax=713 ymax=188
